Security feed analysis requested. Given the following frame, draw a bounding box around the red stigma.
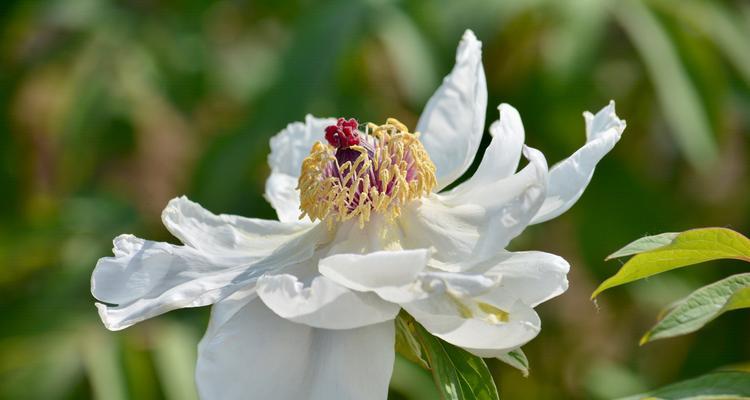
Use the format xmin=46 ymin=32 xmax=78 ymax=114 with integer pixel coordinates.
xmin=325 ymin=118 xmax=360 ymax=148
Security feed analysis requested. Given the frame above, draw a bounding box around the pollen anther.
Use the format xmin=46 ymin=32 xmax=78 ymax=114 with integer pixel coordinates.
xmin=298 ymin=118 xmax=436 ymax=227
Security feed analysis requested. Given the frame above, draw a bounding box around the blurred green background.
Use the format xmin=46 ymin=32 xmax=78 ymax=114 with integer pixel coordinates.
xmin=1 ymin=0 xmax=749 ymax=398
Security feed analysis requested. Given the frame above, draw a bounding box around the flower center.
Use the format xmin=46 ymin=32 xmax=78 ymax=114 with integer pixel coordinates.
xmin=298 ymin=117 xmax=437 ymax=226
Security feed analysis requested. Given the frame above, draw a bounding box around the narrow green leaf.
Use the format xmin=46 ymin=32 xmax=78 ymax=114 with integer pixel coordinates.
xmin=617 ymin=371 xmax=750 ymax=400
xmin=658 ymin=0 xmax=750 ymax=86
xmin=377 ymin=7 xmax=437 ymax=106
xmin=641 ymin=273 xmax=750 ymax=344
xmin=396 ymin=313 xmax=500 ymax=400
xmin=700 ymin=2 xmax=750 ymax=87
xmin=0 ymin=332 xmax=83 ymax=399
xmin=615 ymin=0 xmax=718 ymax=171
xmin=395 ymin=312 xmax=429 ymax=369
xmin=152 ymin=322 xmax=199 ymax=400
xmin=390 ymin=355 xmax=442 ymax=400
xmin=496 ymin=348 xmax=529 ymax=377
xmin=80 ymin=328 xmax=128 ymax=400
xmin=606 ymin=232 xmax=679 ymax=260
xmin=543 ymin=0 xmax=608 ymax=80
xmin=593 ymin=228 xmax=750 ymax=298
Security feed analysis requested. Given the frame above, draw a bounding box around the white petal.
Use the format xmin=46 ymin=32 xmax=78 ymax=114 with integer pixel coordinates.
xmin=264 ymin=173 xmax=307 ymax=223
xmin=447 ymin=103 xmax=525 ymax=197
xmin=392 ymin=270 xmax=499 ymax=302
xmin=318 ymin=249 xmax=430 ymax=292
xmin=400 ymin=146 xmax=548 ymax=271
xmin=196 ymin=299 xmax=394 ymax=400
xmin=266 ymin=115 xmax=336 ymax=222
xmin=531 ymin=101 xmax=625 ymax=224
xmin=93 ymin=224 xmax=326 ymax=331
xmin=200 ymin=285 xmax=257 ymax=341
xmin=256 ymin=273 xmax=399 ymax=329
xmin=445 ymin=146 xmax=547 ymax=208
xmin=327 ymin=216 xmax=406 ymax=254
xmin=389 ymin=267 xmax=544 ymax=356
xmin=405 ymin=299 xmax=541 ymax=357
xmin=161 ymin=196 xmax=311 ymax=261
xmin=268 ymin=115 xmax=337 ymax=176
xmin=417 ymin=29 xmax=487 ymax=190
xmin=92 ymin=235 xmax=245 ymax=331
xmin=399 ymin=199 xmax=484 ymax=271
xmin=385 ymin=249 xmax=568 ymax=308
xmin=420 ymin=271 xmax=499 ymax=297
xmin=473 ymin=251 xmax=569 ymax=307
xmin=448 ymin=146 xmax=548 ymax=259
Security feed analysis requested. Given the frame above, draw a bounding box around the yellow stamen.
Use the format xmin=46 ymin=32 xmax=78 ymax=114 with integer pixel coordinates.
xmin=477 ymin=302 xmax=510 ymax=323
xmin=297 ymin=118 xmax=436 ymax=227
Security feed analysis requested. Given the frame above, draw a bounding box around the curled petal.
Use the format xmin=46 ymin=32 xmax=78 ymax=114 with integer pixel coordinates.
xmin=388 ymin=266 xmax=547 ymax=356
xmin=471 ymin=251 xmax=569 ymax=307
xmin=445 ymin=146 xmax=547 ymax=209
xmin=384 ymin=250 xmax=568 ymax=309
xmin=318 ymin=249 xmax=430 ymax=293
xmin=197 ymin=299 xmax=394 ymax=400
xmin=401 ymin=146 xmax=548 ymax=270
xmin=457 ymin=146 xmax=548 ymax=259
xmin=387 ymin=271 xmax=499 ymax=304
xmin=417 ymin=29 xmax=487 ymax=190
xmin=268 ymin=115 xmax=337 ymax=177
xmin=531 ymin=101 xmax=625 ymax=224
xmin=266 ymin=115 xmax=336 ymax=222
xmin=93 ymin=223 xmax=325 ymax=331
xmin=92 ymin=235 xmax=245 ymax=331
xmin=398 ymin=200 xmax=484 ymax=271
xmin=404 ymin=287 xmax=541 ymax=357
xmin=201 ymin=285 xmax=258 ymax=341
xmin=414 ymin=302 xmax=542 ymax=358
xmin=256 ymin=273 xmax=399 ymax=329
xmin=162 ymin=196 xmax=311 ymax=262
xmin=264 ymin=173 xmax=307 ymax=224
xmin=447 ymin=103 xmax=525 ymax=197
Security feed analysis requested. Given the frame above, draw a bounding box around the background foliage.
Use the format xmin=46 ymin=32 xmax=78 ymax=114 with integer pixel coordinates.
xmin=1 ymin=0 xmax=749 ymax=398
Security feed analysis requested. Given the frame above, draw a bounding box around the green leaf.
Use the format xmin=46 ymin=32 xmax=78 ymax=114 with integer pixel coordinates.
xmin=496 ymin=348 xmax=530 ymax=377
xmin=419 ymin=327 xmax=500 ymax=400
xmin=721 ymin=362 xmax=750 ymax=374
xmin=376 ymin=6 xmax=437 ymax=106
xmin=81 ymin=328 xmax=128 ymax=400
xmin=617 ymin=371 xmax=750 ymax=400
xmin=543 ymin=0 xmax=608 ymax=80
xmin=395 ymin=313 xmax=500 ymax=400
xmin=641 ymin=273 xmax=750 ymax=344
xmin=725 ymin=286 xmax=750 ymax=311
xmin=152 ymin=322 xmax=199 ymax=400
xmin=593 ymin=228 xmax=750 ymax=298
xmin=395 ymin=312 xmax=429 ymax=369
xmin=390 ymin=355 xmax=442 ymax=400
xmin=615 ymin=0 xmax=719 ymax=172
xmin=657 ymin=0 xmax=750 ymax=87
xmin=607 ymin=232 xmax=679 ymax=260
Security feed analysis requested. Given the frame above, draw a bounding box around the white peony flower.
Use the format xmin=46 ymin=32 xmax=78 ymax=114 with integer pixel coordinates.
xmin=92 ymin=30 xmax=625 ymax=399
